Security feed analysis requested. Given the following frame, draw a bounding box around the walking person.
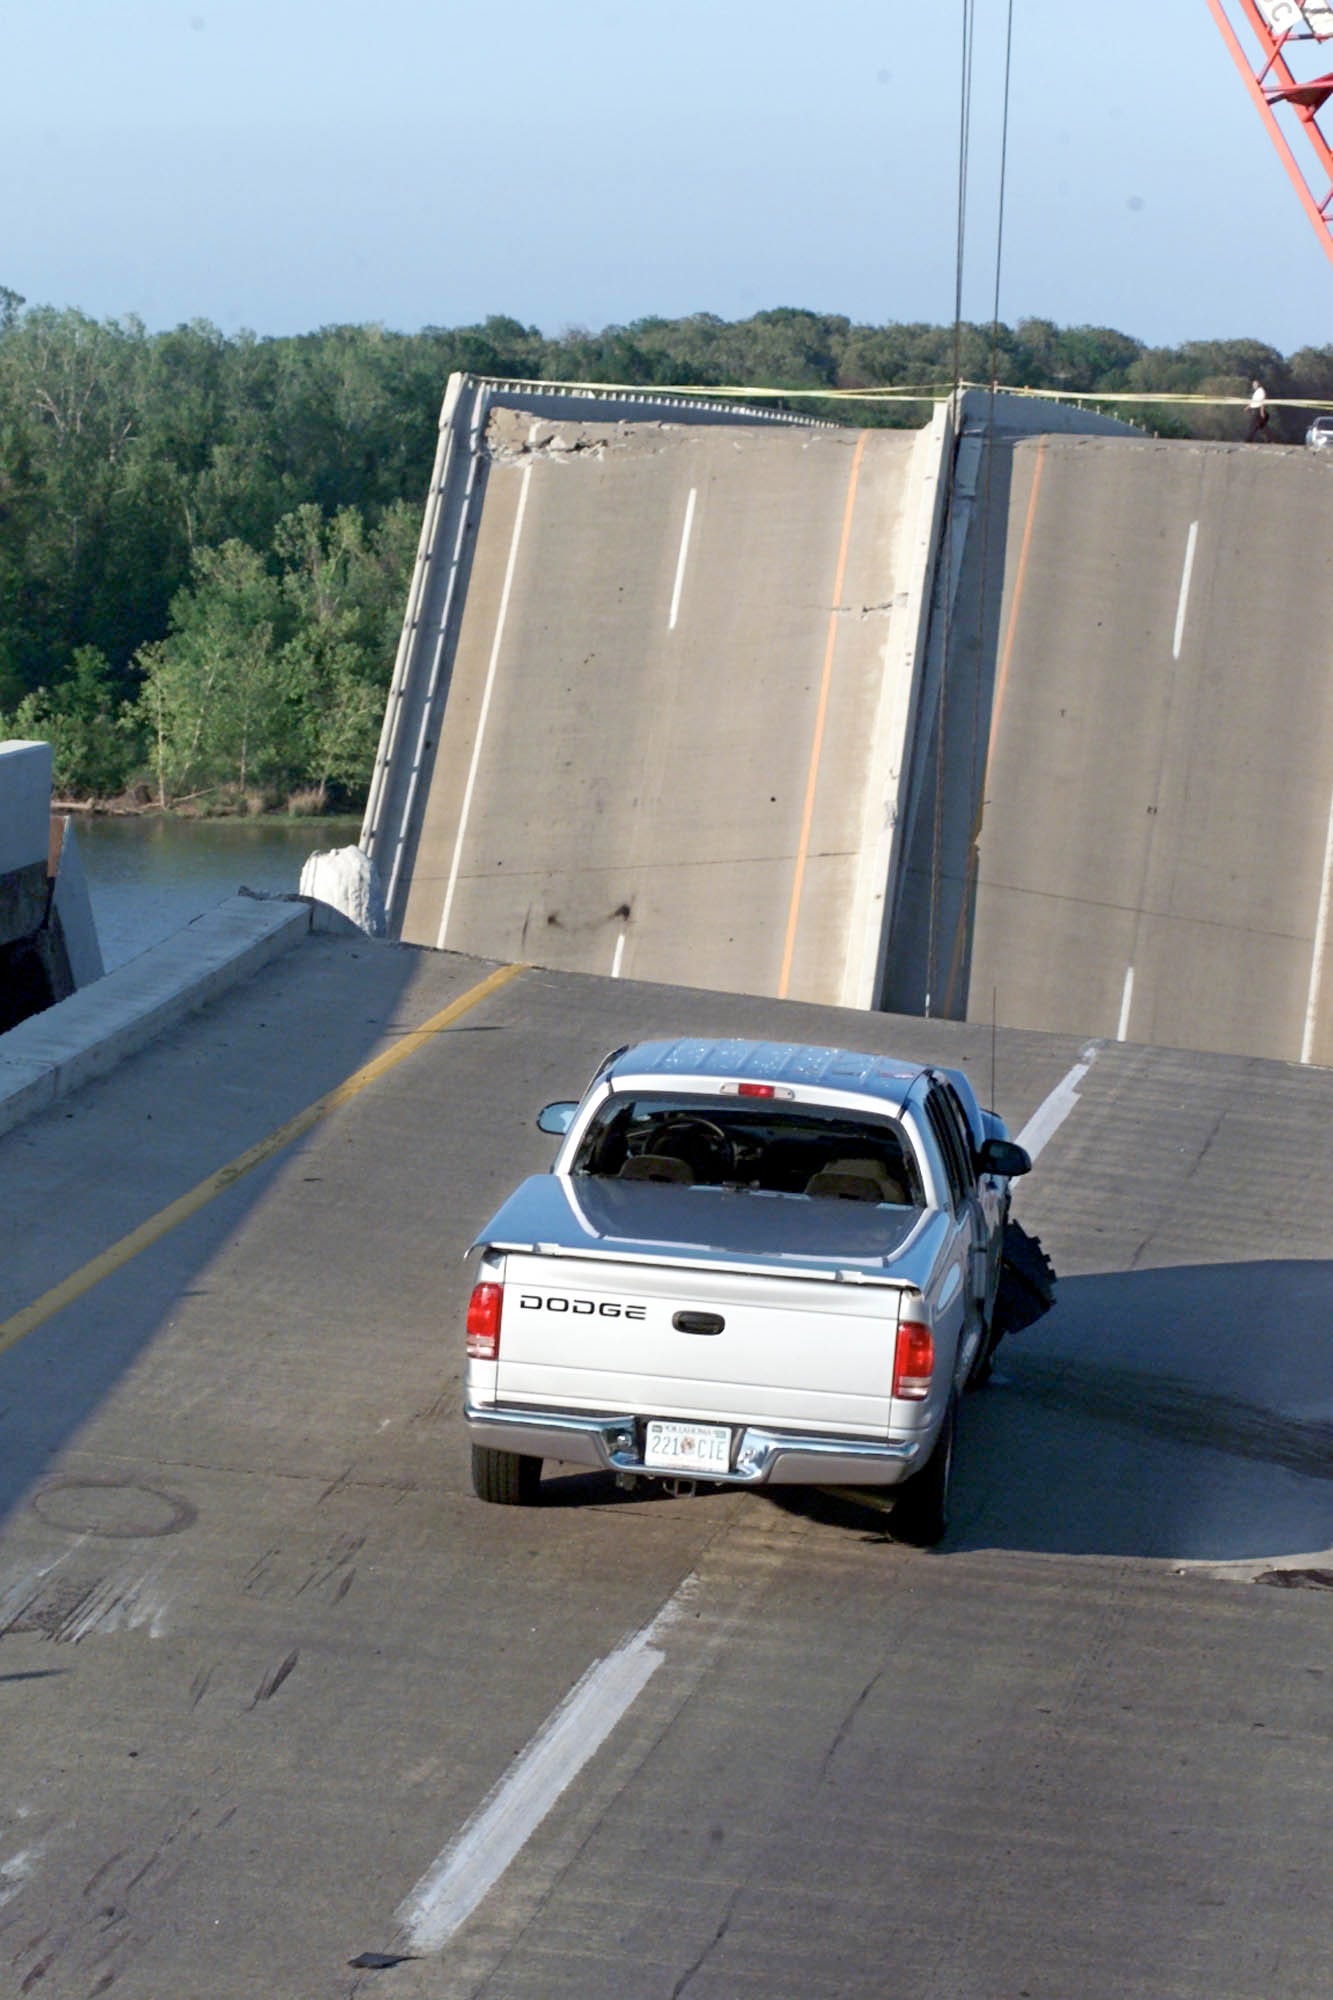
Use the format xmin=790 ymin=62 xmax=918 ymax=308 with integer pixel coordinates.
xmin=1245 ymin=379 xmax=1270 ymax=442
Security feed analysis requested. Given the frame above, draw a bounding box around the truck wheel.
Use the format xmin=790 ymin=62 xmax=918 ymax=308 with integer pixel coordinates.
xmin=892 ymin=1397 xmax=956 ymax=1547
xmin=471 ymin=1444 xmax=542 ymax=1505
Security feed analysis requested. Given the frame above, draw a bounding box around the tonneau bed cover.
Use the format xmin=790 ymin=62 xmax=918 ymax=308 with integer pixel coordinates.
xmin=472 ymin=1173 xmax=932 ymax=1283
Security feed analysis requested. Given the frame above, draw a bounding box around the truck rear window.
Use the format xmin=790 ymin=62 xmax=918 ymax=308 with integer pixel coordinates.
xmin=570 ymin=1092 xmax=923 ymax=1205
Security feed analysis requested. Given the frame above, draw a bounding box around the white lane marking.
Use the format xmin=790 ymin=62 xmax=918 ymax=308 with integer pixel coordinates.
xmin=611 ymin=928 xmax=627 ymax=979
xmin=0 ymin=1846 xmax=41 ymax=1912
xmin=396 ymin=1582 xmax=692 ymax=1953
xmin=1172 ymin=520 xmax=1198 ymax=661
xmin=1116 ymin=965 xmax=1135 ymax=1043
xmin=1017 ymin=1045 xmax=1099 ymax=1162
xmin=436 ymin=461 xmax=533 ymax=949
xmin=1301 ymin=784 xmax=1333 ymax=1064
xmin=667 ymin=487 xmax=697 ymax=631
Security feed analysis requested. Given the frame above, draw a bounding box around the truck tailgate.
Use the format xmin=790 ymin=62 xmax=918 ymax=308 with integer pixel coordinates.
xmin=494 ymin=1253 xmax=908 ymax=1434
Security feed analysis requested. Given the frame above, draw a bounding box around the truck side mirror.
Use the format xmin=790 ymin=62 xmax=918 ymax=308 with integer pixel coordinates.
xmin=978 ymin=1137 xmax=1031 ymax=1179
xmin=537 ymin=1101 xmax=578 ymax=1135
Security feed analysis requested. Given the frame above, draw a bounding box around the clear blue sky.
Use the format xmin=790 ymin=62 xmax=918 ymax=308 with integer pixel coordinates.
xmin=7 ymin=0 xmax=1332 ymax=355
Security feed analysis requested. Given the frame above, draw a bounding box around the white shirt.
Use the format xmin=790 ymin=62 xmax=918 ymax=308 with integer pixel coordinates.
xmin=1250 ymin=385 xmax=1267 ymax=410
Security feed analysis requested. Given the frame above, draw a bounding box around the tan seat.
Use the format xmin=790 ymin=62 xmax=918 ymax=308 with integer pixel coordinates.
xmin=804 ymin=1157 xmax=907 ymax=1205
xmin=618 ymin=1154 xmax=693 ymax=1185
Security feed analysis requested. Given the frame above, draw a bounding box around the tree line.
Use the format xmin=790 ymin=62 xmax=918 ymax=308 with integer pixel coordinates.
xmin=0 ymin=290 xmax=1324 ymax=809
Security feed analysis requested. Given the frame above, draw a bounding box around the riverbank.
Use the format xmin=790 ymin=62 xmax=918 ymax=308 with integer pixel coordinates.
xmin=54 ymin=789 xmax=358 ymax=823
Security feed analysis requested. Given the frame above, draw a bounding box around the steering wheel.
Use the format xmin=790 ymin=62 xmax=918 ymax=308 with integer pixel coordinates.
xmin=646 ymin=1116 xmax=736 ymax=1179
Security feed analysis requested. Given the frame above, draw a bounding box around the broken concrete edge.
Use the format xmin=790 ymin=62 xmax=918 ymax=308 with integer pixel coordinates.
xmin=957 ymin=385 xmax=1145 ymax=441
xmin=844 ymin=400 xmax=955 ymax=1012
xmin=0 ymin=894 xmax=315 ymax=1141
xmin=848 ymin=390 xmax=1144 ymax=1015
xmin=294 ymin=846 xmax=387 ymax=937
xmin=50 ymin=814 xmax=105 ymax=986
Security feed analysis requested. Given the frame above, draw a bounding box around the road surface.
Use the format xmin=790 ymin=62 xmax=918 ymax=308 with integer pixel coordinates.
xmin=2 ymin=933 xmax=1331 ymax=1998
xmin=964 ymin=436 xmax=1333 ymax=1064
xmin=400 ymin=414 xmax=919 ymax=1007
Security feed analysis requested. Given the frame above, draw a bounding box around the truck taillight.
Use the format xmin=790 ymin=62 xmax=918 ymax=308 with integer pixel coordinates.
xmin=466 ymin=1282 xmax=503 ymax=1359
xmin=893 ymin=1318 xmax=934 ymax=1400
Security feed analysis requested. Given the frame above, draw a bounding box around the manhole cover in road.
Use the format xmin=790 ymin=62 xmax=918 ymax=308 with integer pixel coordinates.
xmin=32 ymin=1477 xmax=196 ymax=1539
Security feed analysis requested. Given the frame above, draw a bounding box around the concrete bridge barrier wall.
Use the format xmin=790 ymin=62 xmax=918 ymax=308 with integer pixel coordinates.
xmin=0 ymin=741 xmax=104 ymax=1032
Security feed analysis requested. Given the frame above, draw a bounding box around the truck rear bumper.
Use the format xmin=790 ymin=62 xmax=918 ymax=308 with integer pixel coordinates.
xmin=464 ymin=1401 xmax=922 ymax=1487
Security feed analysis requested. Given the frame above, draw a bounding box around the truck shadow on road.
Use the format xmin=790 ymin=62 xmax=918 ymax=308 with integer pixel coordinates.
xmin=525 ymin=1260 xmax=1333 ymax=1562
xmin=948 ymin=1259 xmax=1333 ymax=1562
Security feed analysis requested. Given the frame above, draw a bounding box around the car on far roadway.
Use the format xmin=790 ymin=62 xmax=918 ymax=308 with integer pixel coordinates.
xmin=1305 ymin=414 xmax=1333 ymax=451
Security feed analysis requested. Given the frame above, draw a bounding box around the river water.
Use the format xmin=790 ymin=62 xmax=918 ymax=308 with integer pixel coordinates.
xmin=74 ymin=815 xmax=364 ymax=972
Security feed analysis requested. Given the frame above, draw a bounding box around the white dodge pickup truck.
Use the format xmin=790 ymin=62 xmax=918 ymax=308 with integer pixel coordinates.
xmin=464 ymin=1037 xmax=1035 ymax=1542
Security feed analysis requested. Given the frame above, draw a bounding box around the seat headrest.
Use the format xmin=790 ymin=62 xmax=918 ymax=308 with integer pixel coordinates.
xmin=619 ymin=1154 xmax=693 ymax=1185
xmin=804 ymin=1157 xmax=906 ymax=1204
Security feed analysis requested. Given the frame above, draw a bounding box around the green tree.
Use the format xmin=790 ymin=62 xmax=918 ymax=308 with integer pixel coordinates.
xmin=274 ymin=500 xmax=415 ymax=801
xmin=5 ymin=646 xmax=141 ymax=797
xmin=135 ymin=541 xmax=294 ymax=804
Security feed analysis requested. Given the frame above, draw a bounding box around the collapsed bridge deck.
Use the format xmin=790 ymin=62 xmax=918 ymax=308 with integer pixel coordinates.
xmin=366 ymin=380 xmax=1333 ymax=1067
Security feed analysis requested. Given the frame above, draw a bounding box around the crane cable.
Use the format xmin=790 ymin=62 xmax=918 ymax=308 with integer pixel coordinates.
xmin=959 ymin=0 xmax=1019 ymax=1014
xmin=927 ymin=0 xmax=977 ymax=1014
xmin=951 ymin=0 xmax=977 ymax=395
xmin=926 ymin=0 xmax=1016 ymax=1019
xmin=988 ymin=0 xmax=1017 ymax=401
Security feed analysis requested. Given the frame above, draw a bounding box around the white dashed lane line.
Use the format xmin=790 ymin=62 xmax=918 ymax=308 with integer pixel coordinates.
xmin=1301 ymin=783 xmax=1333 ymax=1065
xmin=668 ymin=486 xmax=697 ymax=632
xmin=394 ymin=1579 xmax=691 ymax=1953
xmin=1016 ymin=1047 xmax=1098 ymax=1162
xmin=1172 ymin=519 xmax=1198 ymax=661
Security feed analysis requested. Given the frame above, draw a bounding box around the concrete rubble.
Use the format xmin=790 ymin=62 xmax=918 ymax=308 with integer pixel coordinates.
xmin=298 ymin=844 xmax=388 ymax=937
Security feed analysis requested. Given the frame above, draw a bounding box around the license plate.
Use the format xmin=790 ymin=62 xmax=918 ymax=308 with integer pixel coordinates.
xmin=643 ymin=1420 xmax=731 ymax=1476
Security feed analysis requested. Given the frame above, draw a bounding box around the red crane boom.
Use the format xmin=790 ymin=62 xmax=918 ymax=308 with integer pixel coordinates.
xmin=1207 ymin=0 xmax=1333 ymax=266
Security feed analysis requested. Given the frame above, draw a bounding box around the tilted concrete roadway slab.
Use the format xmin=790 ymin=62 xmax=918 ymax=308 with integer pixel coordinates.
xmin=964 ymin=436 xmax=1333 ymax=1065
xmin=400 ymin=413 xmax=925 ymax=1007
xmin=1 ymin=934 xmax=1331 ymax=1997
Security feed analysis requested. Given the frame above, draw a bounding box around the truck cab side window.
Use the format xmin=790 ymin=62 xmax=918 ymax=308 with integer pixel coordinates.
xmin=939 ymin=1080 xmax=981 ymax=1173
xmin=923 ymin=1091 xmax=970 ymax=1213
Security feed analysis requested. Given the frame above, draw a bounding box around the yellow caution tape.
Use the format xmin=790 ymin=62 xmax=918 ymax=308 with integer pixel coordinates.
xmin=479 ymin=373 xmax=1333 ymax=412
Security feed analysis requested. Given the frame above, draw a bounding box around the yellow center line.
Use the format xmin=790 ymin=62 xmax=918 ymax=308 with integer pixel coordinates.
xmin=0 ymin=960 xmax=528 ymax=1359
xmin=778 ymin=430 xmax=869 ymax=998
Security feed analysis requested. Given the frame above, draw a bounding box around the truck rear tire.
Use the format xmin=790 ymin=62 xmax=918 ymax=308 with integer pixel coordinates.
xmin=471 ymin=1444 xmax=542 ymax=1505
xmin=892 ymin=1397 xmax=956 ymax=1547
